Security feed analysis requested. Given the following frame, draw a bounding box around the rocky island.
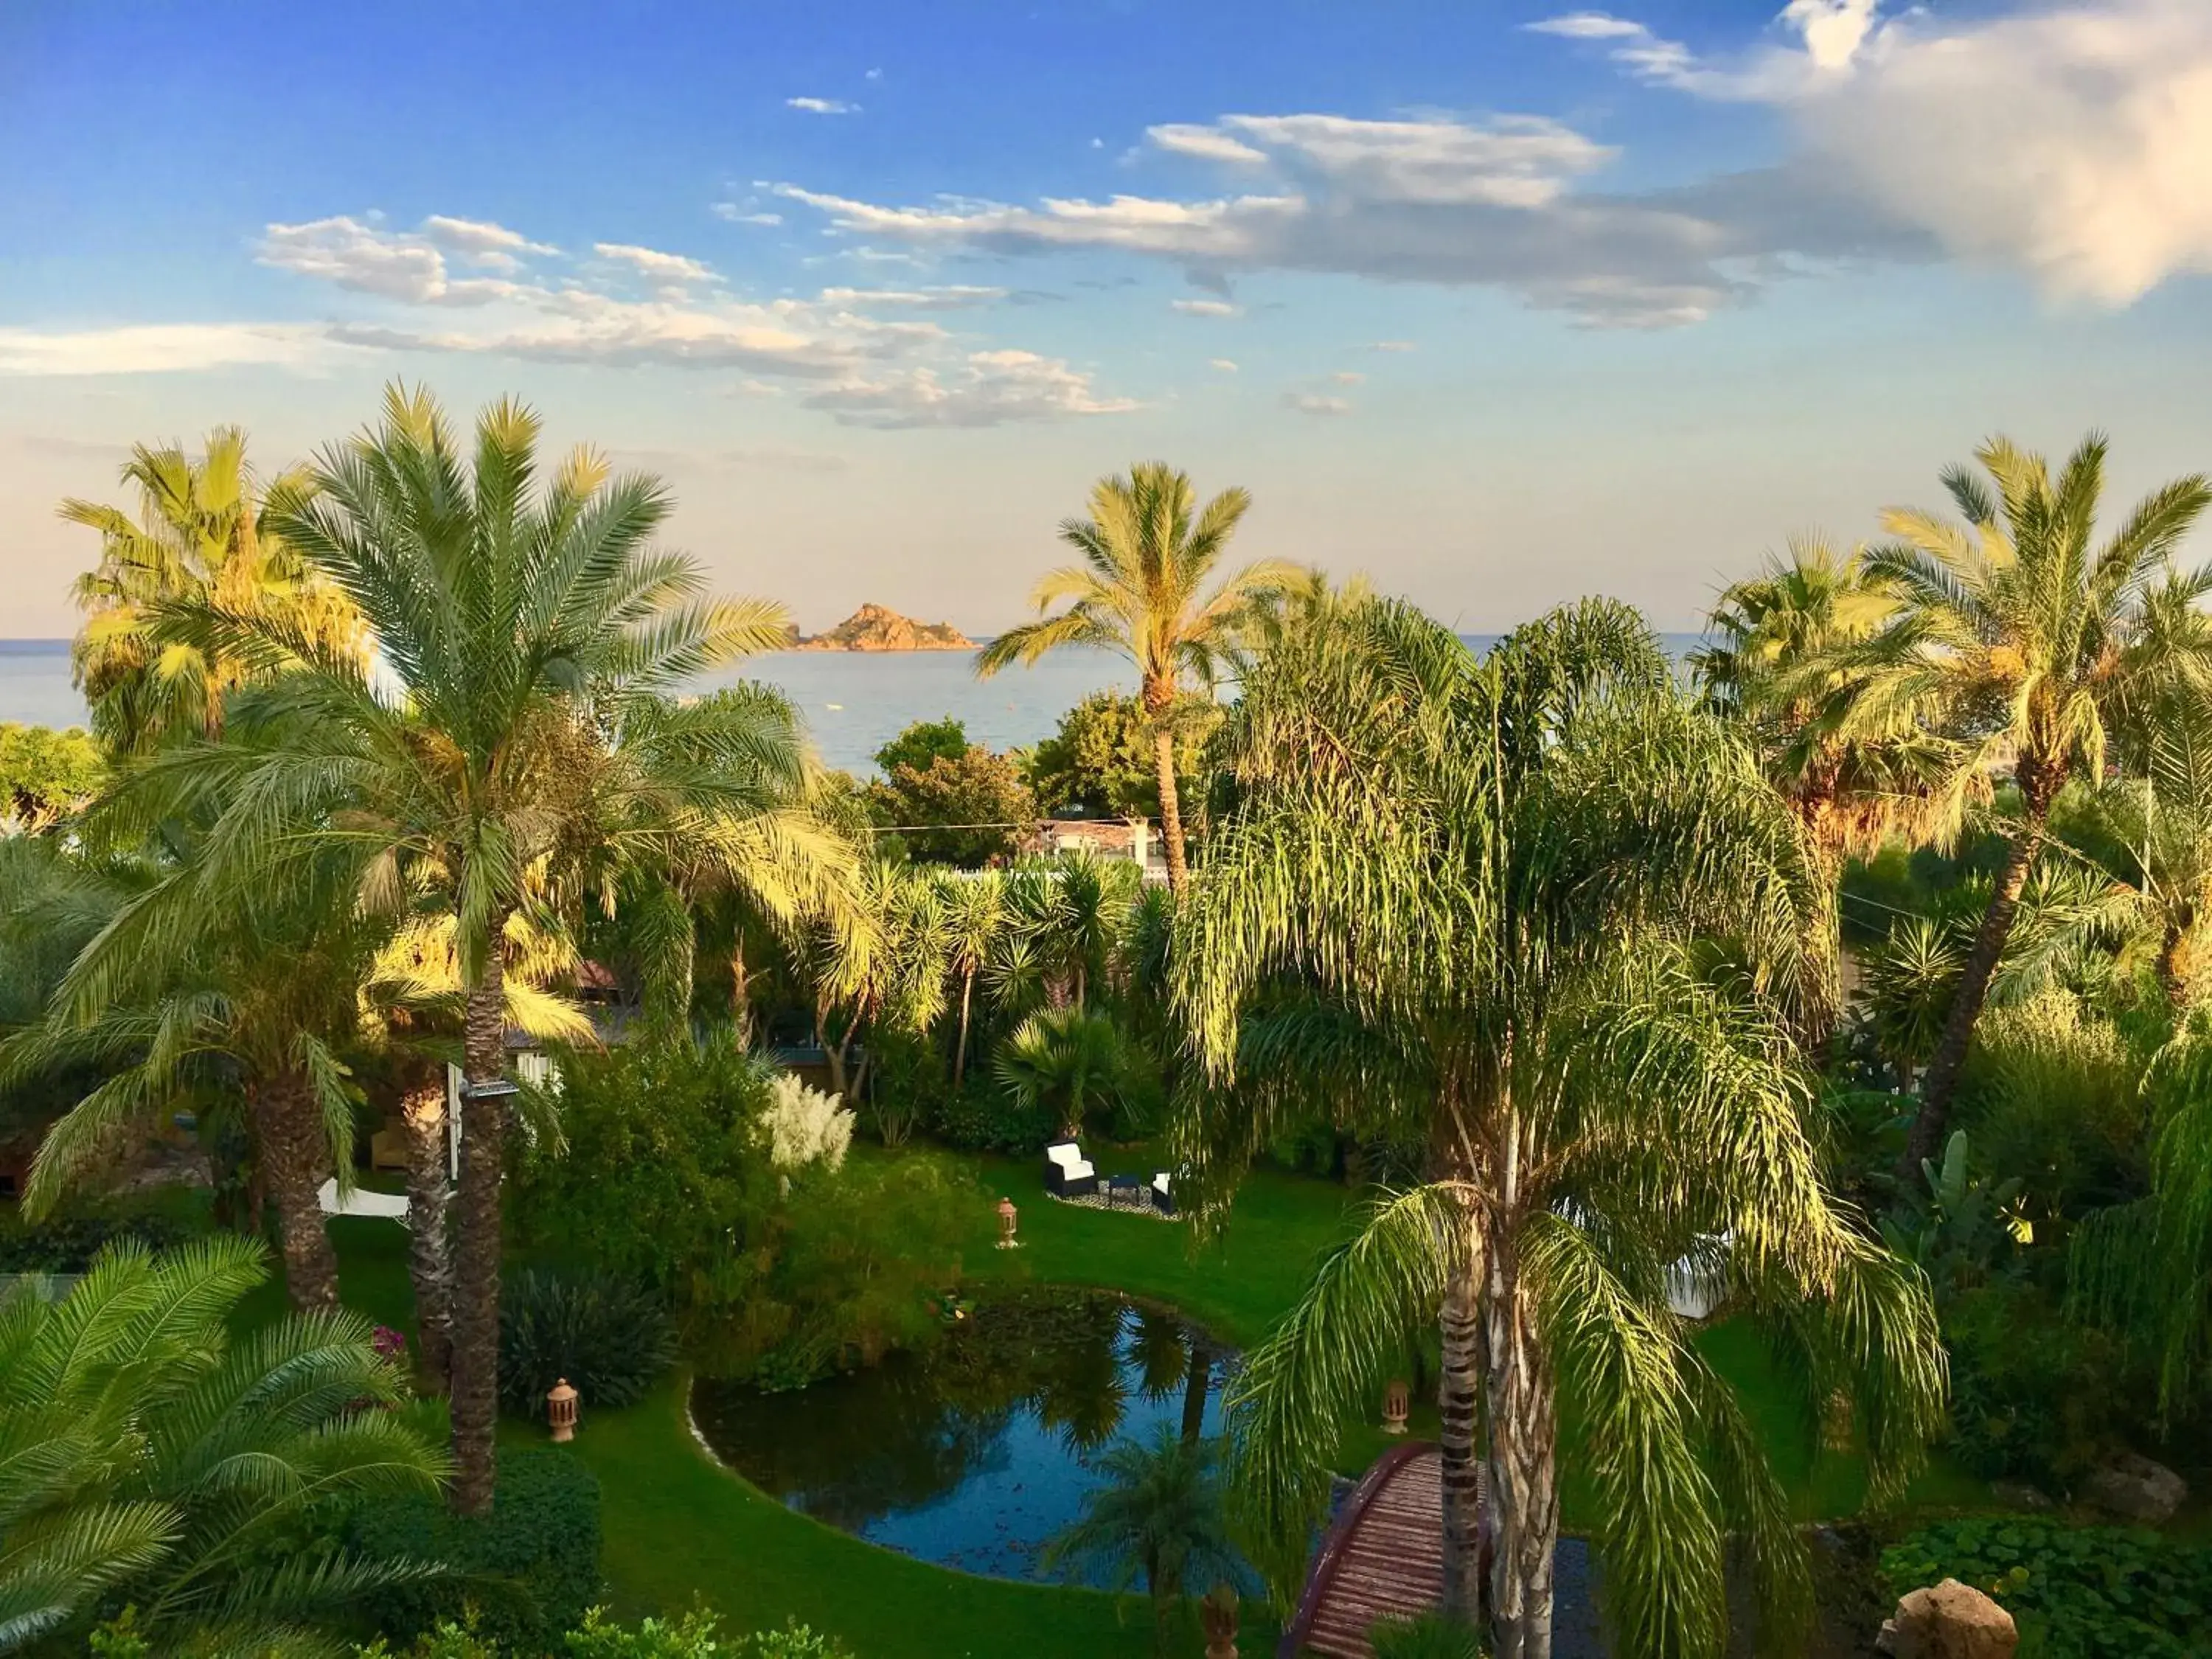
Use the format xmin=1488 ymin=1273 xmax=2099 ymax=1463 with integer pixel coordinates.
xmin=789 ymin=603 xmax=976 ymax=652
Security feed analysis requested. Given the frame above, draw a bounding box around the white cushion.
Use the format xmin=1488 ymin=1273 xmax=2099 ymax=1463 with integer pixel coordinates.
xmin=1152 ymin=1172 xmax=1172 ymax=1194
xmin=1064 ymin=1159 xmax=1096 ymax=1181
xmin=1046 ymin=1143 xmax=1085 ymax=1169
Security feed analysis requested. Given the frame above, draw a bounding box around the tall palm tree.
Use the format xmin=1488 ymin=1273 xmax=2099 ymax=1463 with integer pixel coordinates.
xmin=1694 ymin=538 xmax=1969 ymax=1043
xmin=101 ymin=383 xmax=807 ymax=1514
xmin=0 ymin=1236 xmax=445 ymax=1653
xmin=1174 ymin=598 xmax=1944 ymax=1658
xmin=976 ymin=463 xmax=1304 ymax=891
xmin=63 ymin=428 xmax=361 ymax=754
xmin=940 ymin=870 xmax=1006 ymax=1088
xmin=1829 ymin=435 xmax=2212 ymax=1164
xmin=2082 ymin=684 xmax=2212 ymax=1007
xmin=1040 ymin=1426 xmax=1239 ymax=1657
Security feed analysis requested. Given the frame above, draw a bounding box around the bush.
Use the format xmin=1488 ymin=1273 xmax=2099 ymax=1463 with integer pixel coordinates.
xmin=563 ymin=1607 xmax=726 ymax=1658
xmin=1368 ymin=1613 xmax=1481 ymax=1659
xmin=0 ymin=1208 xmax=193 ymax=1273
xmin=741 ymin=1624 xmax=854 ymax=1658
xmin=929 ymin=1077 xmax=1052 ymax=1154
xmin=1883 ymin=1517 xmax=2212 ymax=1658
xmin=348 ymin=1450 xmax=602 ymax=1653
xmin=500 ymin=1270 xmax=677 ymax=1419
xmin=1941 ymin=1279 xmax=2125 ymax=1486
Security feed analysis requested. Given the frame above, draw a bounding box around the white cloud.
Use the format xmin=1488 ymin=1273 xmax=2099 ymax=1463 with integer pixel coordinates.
xmin=1208 ymin=358 xmax=1238 ymax=372
xmin=865 ymin=68 xmax=883 ymax=82
xmin=821 ymin=285 xmax=1009 ymax=309
xmin=714 ymin=205 xmax=785 ymax=226
xmin=1149 ymin=123 xmax=1268 ymax=164
xmin=1526 ymin=13 xmax=1648 ymax=41
xmin=1170 ymin=298 xmax=1240 ymax=316
xmin=804 ymin=349 xmax=1137 ymax=428
xmin=594 ymin=243 xmax=716 ymax=285
xmin=0 ymin=323 xmax=334 ymax=376
xmin=1781 ymin=0 xmax=1882 ymax=72
xmin=787 ymin=97 xmax=858 ymax=115
xmin=1331 ymin=369 xmax=1365 ymax=384
xmin=257 ymin=216 xmax=524 ymax=305
xmin=1369 ymin=339 xmax=1416 ymax=351
xmin=1283 ymin=392 xmax=1352 ymax=417
xmin=420 ymin=215 xmax=559 ymax=269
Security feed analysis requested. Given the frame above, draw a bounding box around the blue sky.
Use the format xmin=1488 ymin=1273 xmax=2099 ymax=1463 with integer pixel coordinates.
xmin=4 ymin=0 xmax=2211 ymax=636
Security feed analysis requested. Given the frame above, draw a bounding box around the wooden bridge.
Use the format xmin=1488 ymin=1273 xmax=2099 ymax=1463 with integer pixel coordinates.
xmin=1278 ymin=1443 xmax=1462 ymax=1658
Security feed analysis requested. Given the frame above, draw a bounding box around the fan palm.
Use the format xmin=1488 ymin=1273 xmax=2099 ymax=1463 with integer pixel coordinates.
xmin=995 ymin=1005 xmax=1136 ymax=1140
xmin=1174 ymin=598 xmax=1944 ymax=1659
xmin=1040 ymin=1426 xmax=1239 ymax=1656
xmin=63 ymin=428 xmax=361 ymax=755
xmin=976 ymin=462 xmax=1304 ymax=891
xmin=92 ymin=383 xmax=804 ymax=1514
xmin=1825 ymin=435 xmax=2212 ymax=1163
xmin=0 ymin=1235 xmax=446 ymax=1655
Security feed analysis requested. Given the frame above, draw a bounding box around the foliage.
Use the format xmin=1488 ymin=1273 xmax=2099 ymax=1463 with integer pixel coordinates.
xmin=928 ymin=1076 xmax=1054 ymax=1155
xmin=499 ymin=1270 xmax=678 ymax=1419
xmin=1176 ymin=596 xmax=1944 ymax=1655
xmin=1960 ymin=991 xmax=2145 ymax=1227
xmin=347 ymin=1450 xmax=601 ymax=1654
xmin=1026 ymin=692 xmax=1200 ymax=821
xmin=0 ymin=1206 xmax=193 ymax=1273
xmin=1878 ymin=1132 xmax=2025 ymax=1301
xmin=1882 ymin=1517 xmax=2212 ymax=1659
xmin=563 ymin=1606 xmax=728 ymax=1658
xmin=995 ymin=1006 xmax=1152 ymax=1141
xmin=1040 ymin=1425 xmax=1239 ymax=1655
xmin=866 ymin=746 xmax=1034 ymax=867
xmin=873 ymin=717 xmax=969 ymax=779
xmin=0 ymin=723 xmax=104 ymax=833
xmin=1367 ymin=1612 xmax=1483 ymax=1659
xmin=0 ymin=1237 xmax=447 ymax=1654
xmin=1941 ymin=1279 xmax=2117 ymax=1486
xmin=762 ymin=1073 xmax=855 ymax=1172
xmin=736 ymin=1623 xmax=854 ymax=1658
xmin=62 ymin=426 xmax=363 ymax=755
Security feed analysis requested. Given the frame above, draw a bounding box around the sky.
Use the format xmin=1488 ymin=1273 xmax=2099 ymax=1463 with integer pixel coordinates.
xmin=4 ymin=0 xmax=2212 ymax=638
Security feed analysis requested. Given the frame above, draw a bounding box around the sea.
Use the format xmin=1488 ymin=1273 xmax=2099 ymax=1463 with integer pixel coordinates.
xmin=1 ymin=634 xmax=1703 ymax=777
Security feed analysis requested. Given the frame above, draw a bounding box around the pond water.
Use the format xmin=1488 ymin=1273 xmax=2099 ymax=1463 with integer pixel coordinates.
xmin=689 ymin=1287 xmax=1239 ymax=1585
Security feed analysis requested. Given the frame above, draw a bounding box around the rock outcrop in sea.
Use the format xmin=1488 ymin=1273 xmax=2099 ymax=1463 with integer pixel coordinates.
xmin=790 ymin=604 xmax=975 ymax=652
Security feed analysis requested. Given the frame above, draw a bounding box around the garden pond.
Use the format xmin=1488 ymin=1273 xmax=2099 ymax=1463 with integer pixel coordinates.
xmin=689 ymin=1287 xmax=1240 ymax=1585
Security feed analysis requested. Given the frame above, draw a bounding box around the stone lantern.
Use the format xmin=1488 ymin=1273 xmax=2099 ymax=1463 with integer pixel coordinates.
xmin=547 ymin=1377 xmax=580 ymax=1443
xmin=1381 ymin=1378 xmax=1410 ymax=1436
xmin=995 ymin=1196 xmax=1020 ymax=1250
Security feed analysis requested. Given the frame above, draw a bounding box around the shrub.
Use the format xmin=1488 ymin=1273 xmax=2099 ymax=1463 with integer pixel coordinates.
xmin=500 ymin=1269 xmax=677 ymax=1419
xmin=741 ymin=1624 xmax=854 ymax=1658
xmin=348 ymin=1450 xmax=602 ymax=1653
xmin=1368 ymin=1612 xmax=1481 ymax=1659
xmin=0 ymin=1208 xmax=193 ymax=1272
xmin=929 ymin=1077 xmax=1052 ymax=1154
xmin=564 ymin=1607 xmax=726 ymax=1658
xmin=762 ymin=1073 xmax=854 ymax=1171
xmin=1941 ymin=1279 xmax=2124 ymax=1486
xmin=1882 ymin=1517 xmax=2212 ymax=1659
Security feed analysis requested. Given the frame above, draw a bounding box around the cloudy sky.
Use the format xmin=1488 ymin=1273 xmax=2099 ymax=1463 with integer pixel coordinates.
xmin=4 ymin=0 xmax=2211 ymax=636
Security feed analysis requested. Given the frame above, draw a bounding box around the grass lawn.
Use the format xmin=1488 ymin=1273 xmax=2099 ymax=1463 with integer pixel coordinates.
xmin=286 ymin=1150 xmax=1988 ymax=1656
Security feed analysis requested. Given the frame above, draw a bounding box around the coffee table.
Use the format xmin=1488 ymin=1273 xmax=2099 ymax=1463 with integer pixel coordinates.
xmin=1105 ymin=1175 xmax=1144 ymax=1211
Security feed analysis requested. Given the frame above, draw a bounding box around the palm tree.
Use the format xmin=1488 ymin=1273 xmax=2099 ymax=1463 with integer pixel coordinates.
xmin=1174 ymin=598 xmax=1945 ymax=1658
xmin=1040 ymin=1426 xmax=1239 ymax=1656
xmin=5 ymin=851 xmax=381 ymax=1311
xmin=1694 ymin=538 xmax=1970 ymax=1044
xmin=976 ymin=463 xmax=1304 ymax=891
xmin=101 ymin=383 xmax=804 ymax=1514
xmin=940 ymin=870 xmax=1006 ymax=1087
xmin=1829 ymin=435 xmax=2212 ymax=1164
xmin=0 ymin=1235 xmax=446 ymax=1653
xmin=2082 ymin=684 xmax=2212 ymax=1007
xmin=63 ymin=428 xmax=361 ymax=754
xmin=996 ymin=1006 xmax=1137 ymax=1139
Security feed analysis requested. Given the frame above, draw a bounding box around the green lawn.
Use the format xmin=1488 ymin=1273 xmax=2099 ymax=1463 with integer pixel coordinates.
xmin=291 ymin=1151 xmax=1989 ymax=1656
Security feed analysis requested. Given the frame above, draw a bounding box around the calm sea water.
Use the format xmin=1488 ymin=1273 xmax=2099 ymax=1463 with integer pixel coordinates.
xmin=1 ymin=634 xmax=1701 ymax=776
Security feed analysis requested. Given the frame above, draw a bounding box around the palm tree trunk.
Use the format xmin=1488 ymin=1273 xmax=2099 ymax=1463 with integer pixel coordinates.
xmin=399 ymin=1072 xmax=453 ymax=1391
xmin=1438 ymin=1255 xmax=1486 ymax=1625
xmin=953 ymin=968 xmax=975 ymax=1087
xmin=1180 ymin=1338 xmax=1211 ymax=1442
xmin=1907 ymin=801 xmax=2049 ymax=1167
xmin=450 ymin=937 xmax=509 ymax=1517
xmin=1484 ymin=1234 xmax=1559 ymax=1659
xmin=248 ymin=1073 xmax=340 ymax=1312
xmin=1151 ymin=723 xmax=1189 ymax=894
xmin=731 ymin=943 xmax=754 ymax=1047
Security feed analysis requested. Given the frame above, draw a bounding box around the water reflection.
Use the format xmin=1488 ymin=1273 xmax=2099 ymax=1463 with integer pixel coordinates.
xmin=690 ymin=1287 xmax=1235 ymax=1583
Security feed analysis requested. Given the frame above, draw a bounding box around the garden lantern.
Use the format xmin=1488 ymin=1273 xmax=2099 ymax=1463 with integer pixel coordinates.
xmin=1381 ymin=1378 xmax=1409 ymax=1436
xmin=995 ymin=1196 xmax=1020 ymax=1250
xmin=547 ymin=1377 xmax=580 ymax=1443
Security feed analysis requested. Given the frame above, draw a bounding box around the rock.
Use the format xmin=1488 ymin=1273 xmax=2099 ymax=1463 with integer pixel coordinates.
xmin=1877 ymin=1579 xmax=2017 ymax=1659
xmin=1989 ymin=1481 xmax=2053 ymax=1512
xmin=2080 ymin=1452 xmax=2187 ymax=1523
xmin=793 ymin=603 xmax=975 ymax=652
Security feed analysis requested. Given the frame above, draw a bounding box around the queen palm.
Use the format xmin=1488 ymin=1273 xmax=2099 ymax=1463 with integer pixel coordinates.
xmin=976 ymin=463 xmax=1303 ymax=891
xmin=63 ymin=427 xmax=361 ymax=754
xmin=1175 ymin=599 xmax=1944 ymax=1658
xmin=1829 ymin=435 xmax=2212 ymax=1164
xmin=2079 ymin=683 xmax=2212 ymax=1008
xmin=105 ymin=383 xmax=805 ymax=1514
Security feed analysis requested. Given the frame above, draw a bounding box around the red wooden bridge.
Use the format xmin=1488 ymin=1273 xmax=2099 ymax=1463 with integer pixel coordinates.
xmin=1278 ymin=1443 xmax=1461 ymax=1658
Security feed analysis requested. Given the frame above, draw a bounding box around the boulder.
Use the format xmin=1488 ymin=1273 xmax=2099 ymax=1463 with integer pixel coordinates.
xmin=2080 ymin=1452 xmax=2188 ymax=1524
xmin=1876 ymin=1579 xmax=2017 ymax=1659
